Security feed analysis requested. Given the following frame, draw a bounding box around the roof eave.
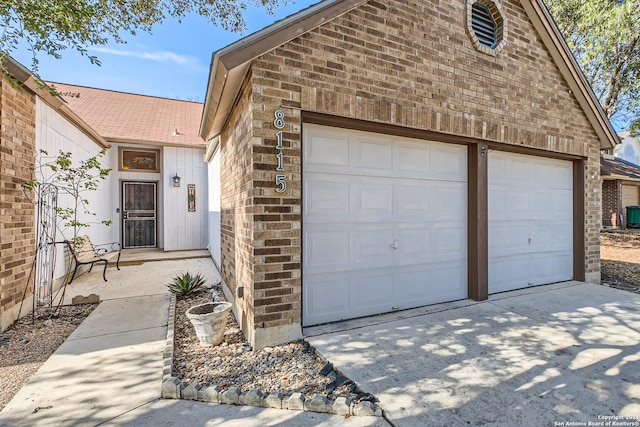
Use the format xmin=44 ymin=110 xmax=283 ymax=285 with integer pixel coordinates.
xmin=602 ymin=174 xmax=640 ymax=182
xmin=106 ymin=137 xmax=206 ymax=149
xmin=199 ymin=0 xmax=368 ymax=141
xmin=521 ymin=0 xmax=619 ymax=150
xmin=2 ymin=57 xmax=110 ymax=149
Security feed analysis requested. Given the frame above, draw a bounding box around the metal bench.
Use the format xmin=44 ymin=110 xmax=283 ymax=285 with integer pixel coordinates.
xmin=62 ymin=235 xmax=121 ymax=283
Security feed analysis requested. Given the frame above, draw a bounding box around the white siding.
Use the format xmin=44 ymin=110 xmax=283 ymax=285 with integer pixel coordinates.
xmin=207 ymin=149 xmax=221 ymax=264
xmin=35 ymin=98 xmax=116 ymax=282
xmin=163 ymin=147 xmax=208 ymax=250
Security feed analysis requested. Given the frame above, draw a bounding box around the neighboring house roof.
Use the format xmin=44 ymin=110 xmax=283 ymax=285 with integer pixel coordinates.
xmin=199 ymin=0 xmax=618 ymax=151
xmin=2 ymin=57 xmax=108 ymax=149
xmin=51 ymin=82 xmax=205 ymax=147
xmin=601 ymin=155 xmax=640 ymax=181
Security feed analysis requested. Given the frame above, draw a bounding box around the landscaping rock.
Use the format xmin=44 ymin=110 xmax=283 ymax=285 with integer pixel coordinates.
xmin=332 ymin=396 xmax=351 ymax=415
xmin=286 ymin=392 xmax=305 ymax=411
xmin=242 ymin=389 xmax=263 ymax=407
xmin=161 ymin=377 xmax=183 ymax=399
xmin=197 ymin=385 xmax=221 ymax=403
xmin=305 ymin=395 xmax=328 ymax=413
xmin=219 ymin=387 xmax=241 ymax=405
xmin=264 ymin=391 xmax=284 ymax=409
xmin=353 ymin=400 xmax=382 ymax=416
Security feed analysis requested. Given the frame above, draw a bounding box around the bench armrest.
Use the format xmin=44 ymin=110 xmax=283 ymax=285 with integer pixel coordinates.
xmin=93 ymin=241 xmax=121 ymax=253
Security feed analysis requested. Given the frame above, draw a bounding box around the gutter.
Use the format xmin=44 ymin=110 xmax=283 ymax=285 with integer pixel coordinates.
xmin=203 ymin=136 xmax=221 ymax=163
xmin=602 ymin=175 xmax=640 ymax=183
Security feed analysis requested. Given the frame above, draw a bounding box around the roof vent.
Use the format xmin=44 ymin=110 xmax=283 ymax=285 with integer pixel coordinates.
xmin=466 ymin=0 xmax=507 ymax=56
xmin=172 ymin=128 xmax=182 ymax=136
xmin=471 ymin=3 xmax=497 ymax=48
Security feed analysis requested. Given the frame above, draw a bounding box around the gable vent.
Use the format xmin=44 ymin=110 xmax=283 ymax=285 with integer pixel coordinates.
xmin=471 ymin=3 xmax=497 ymax=48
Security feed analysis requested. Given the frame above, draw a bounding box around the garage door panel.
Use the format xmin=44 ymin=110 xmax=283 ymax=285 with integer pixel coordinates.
xmin=354 ymin=230 xmax=394 ymax=268
xmin=488 ymin=188 xmax=507 ymax=220
xmin=305 ymin=271 xmax=397 ymax=325
xmin=537 ymin=161 xmax=572 ymax=189
xmin=397 ymin=143 xmax=431 ymax=175
xmin=489 ymin=151 xmax=573 ymax=295
xmin=489 ymin=224 xmax=530 ymax=256
xmin=350 ymin=274 xmax=394 ymax=311
xmin=506 ymin=191 xmax=530 ymax=217
xmin=549 ymin=223 xmax=573 ymax=250
xmin=433 ymin=227 xmax=467 ymax=258
xmin=430 ymin=264 xmax=467 ymax=299
xmin=530 ymin=191 xmax=572 ymax=219
xmin=529 ymin=226 xmax=551 ymax=251
xmin=529 ymin=253 xmax=572 ymax=284
xmin=353 ymin=182 xmax=393 ymax=217
xmin=304 ymin=175 xmax=349 ymax=220
xmin=394 ymin=263 xmax=466 ymax=308
xmin=530 ymin=224 xmax=572 ymax=252
xmin=489 ymin=262 xmax=506 ymax=291
xmin=433 ymin=183 xmax=467 ymax=216
xmin=431 ymin=145 xmax=467 ymax=181
xmin=395 ymin=228 xmax=431 ymax=262
xmin=303 ymin=124 xmax=467 ymax=326
xmin=304 ymin=278 xmax=350 ymax=324
xmin=304 ymin=131 xmax=349 ymax=170
xmin=354 ymin=138 xmax=393 ymax=171
xmin=506 ymin=158 xmax=530 ymax=182
xmin=304 ymin=230 xmax=349 ymax=271
xmin=495 ymin=257 xmax=531 ymax=292
xmin=396 ymin=184 xmax=431 ymax=216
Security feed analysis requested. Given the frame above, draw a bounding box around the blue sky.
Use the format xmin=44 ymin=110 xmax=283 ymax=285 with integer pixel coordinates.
xmin=12 ymin=0 xmax=317 ymax=103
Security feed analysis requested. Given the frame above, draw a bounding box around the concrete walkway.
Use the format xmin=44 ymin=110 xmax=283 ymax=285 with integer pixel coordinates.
xmin=0 ymin=257 xmax=386 ymax=427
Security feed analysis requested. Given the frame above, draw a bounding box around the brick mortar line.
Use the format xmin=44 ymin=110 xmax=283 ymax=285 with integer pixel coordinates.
xmin=160 ymin=293 xmax=382 ymax=417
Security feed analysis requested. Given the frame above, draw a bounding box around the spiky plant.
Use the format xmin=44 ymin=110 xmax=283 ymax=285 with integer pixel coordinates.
xmin=167 ymin=272 xmax=206 ymax=296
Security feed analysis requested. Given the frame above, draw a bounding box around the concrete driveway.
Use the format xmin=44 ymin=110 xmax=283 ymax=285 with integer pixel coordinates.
xmin=306 ymin=282 xmax=640 ymax=426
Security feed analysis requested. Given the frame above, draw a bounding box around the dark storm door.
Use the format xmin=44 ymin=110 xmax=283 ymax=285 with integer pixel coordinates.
xmin=122 ymin=182 xmax=157 ymax=248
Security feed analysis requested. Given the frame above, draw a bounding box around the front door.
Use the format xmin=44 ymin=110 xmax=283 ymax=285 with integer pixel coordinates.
xmin=122 ymin=182 xmax=157 ymax=248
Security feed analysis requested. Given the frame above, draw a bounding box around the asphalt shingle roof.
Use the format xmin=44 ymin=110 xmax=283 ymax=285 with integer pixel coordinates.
xmin=50 ymin=82 xmax=205 ymax=146
xmin=601 ymin=156 xmax=640 ymax=180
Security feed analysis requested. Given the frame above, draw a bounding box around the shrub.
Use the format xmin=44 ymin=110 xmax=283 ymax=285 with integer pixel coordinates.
xmin=167 ymin=272 xmax=206 ymax=296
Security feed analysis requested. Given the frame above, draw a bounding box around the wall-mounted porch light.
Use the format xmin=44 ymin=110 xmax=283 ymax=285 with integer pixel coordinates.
xmin=172 ymin=173 xmax=181 ymax=187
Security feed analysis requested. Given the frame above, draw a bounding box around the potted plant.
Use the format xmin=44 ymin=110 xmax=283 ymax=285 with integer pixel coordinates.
xmin=167 ymin=272 xmax=232 ymax=346
xmin=185 ymin=301 xmax=232 ymax=346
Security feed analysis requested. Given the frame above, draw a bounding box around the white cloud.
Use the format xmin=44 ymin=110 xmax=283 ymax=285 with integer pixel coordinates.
xmin=89 ymin=46 xmax=196 ymax=66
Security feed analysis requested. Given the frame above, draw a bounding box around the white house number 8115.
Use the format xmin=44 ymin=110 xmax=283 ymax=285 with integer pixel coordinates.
xmin=274 ymin=110 xmax=286 ymax=193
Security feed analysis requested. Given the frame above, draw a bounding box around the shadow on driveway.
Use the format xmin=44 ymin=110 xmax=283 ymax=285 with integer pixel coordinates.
xmin=307 ymin=282 xmax=640 ymax=426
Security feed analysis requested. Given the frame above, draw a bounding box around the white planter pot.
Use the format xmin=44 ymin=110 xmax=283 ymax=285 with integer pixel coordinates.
xmin=186 ymin=302 xmax=232 ymax=346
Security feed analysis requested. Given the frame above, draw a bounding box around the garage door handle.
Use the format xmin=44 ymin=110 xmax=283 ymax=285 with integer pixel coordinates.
xmin=391 ymin=240 xmax=398 ymax=250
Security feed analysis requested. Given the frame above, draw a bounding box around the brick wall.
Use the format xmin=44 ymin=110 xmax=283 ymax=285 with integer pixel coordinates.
xmin=0 ymin=74 xmax=36 ymax=332
xmin=602 ymin=179 xmax=621 ymax=227
xmin=219 ymin=75 xmax=256 ymax=339
xmin=219 ymin=0 xmax=604 ymax=347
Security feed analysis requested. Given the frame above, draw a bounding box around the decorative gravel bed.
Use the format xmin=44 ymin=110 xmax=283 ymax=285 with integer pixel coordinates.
xmin=0 ymin=303 xmax=96 ymax=411
xmin=170 ymin=285 xmax=379 ymax=414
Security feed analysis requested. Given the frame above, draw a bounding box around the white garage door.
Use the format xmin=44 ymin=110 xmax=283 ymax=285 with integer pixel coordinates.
xmin=302 ymin=124 xmax=468 ymax=326
xmin=488 ymin=151 xmax=573 ymax=294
